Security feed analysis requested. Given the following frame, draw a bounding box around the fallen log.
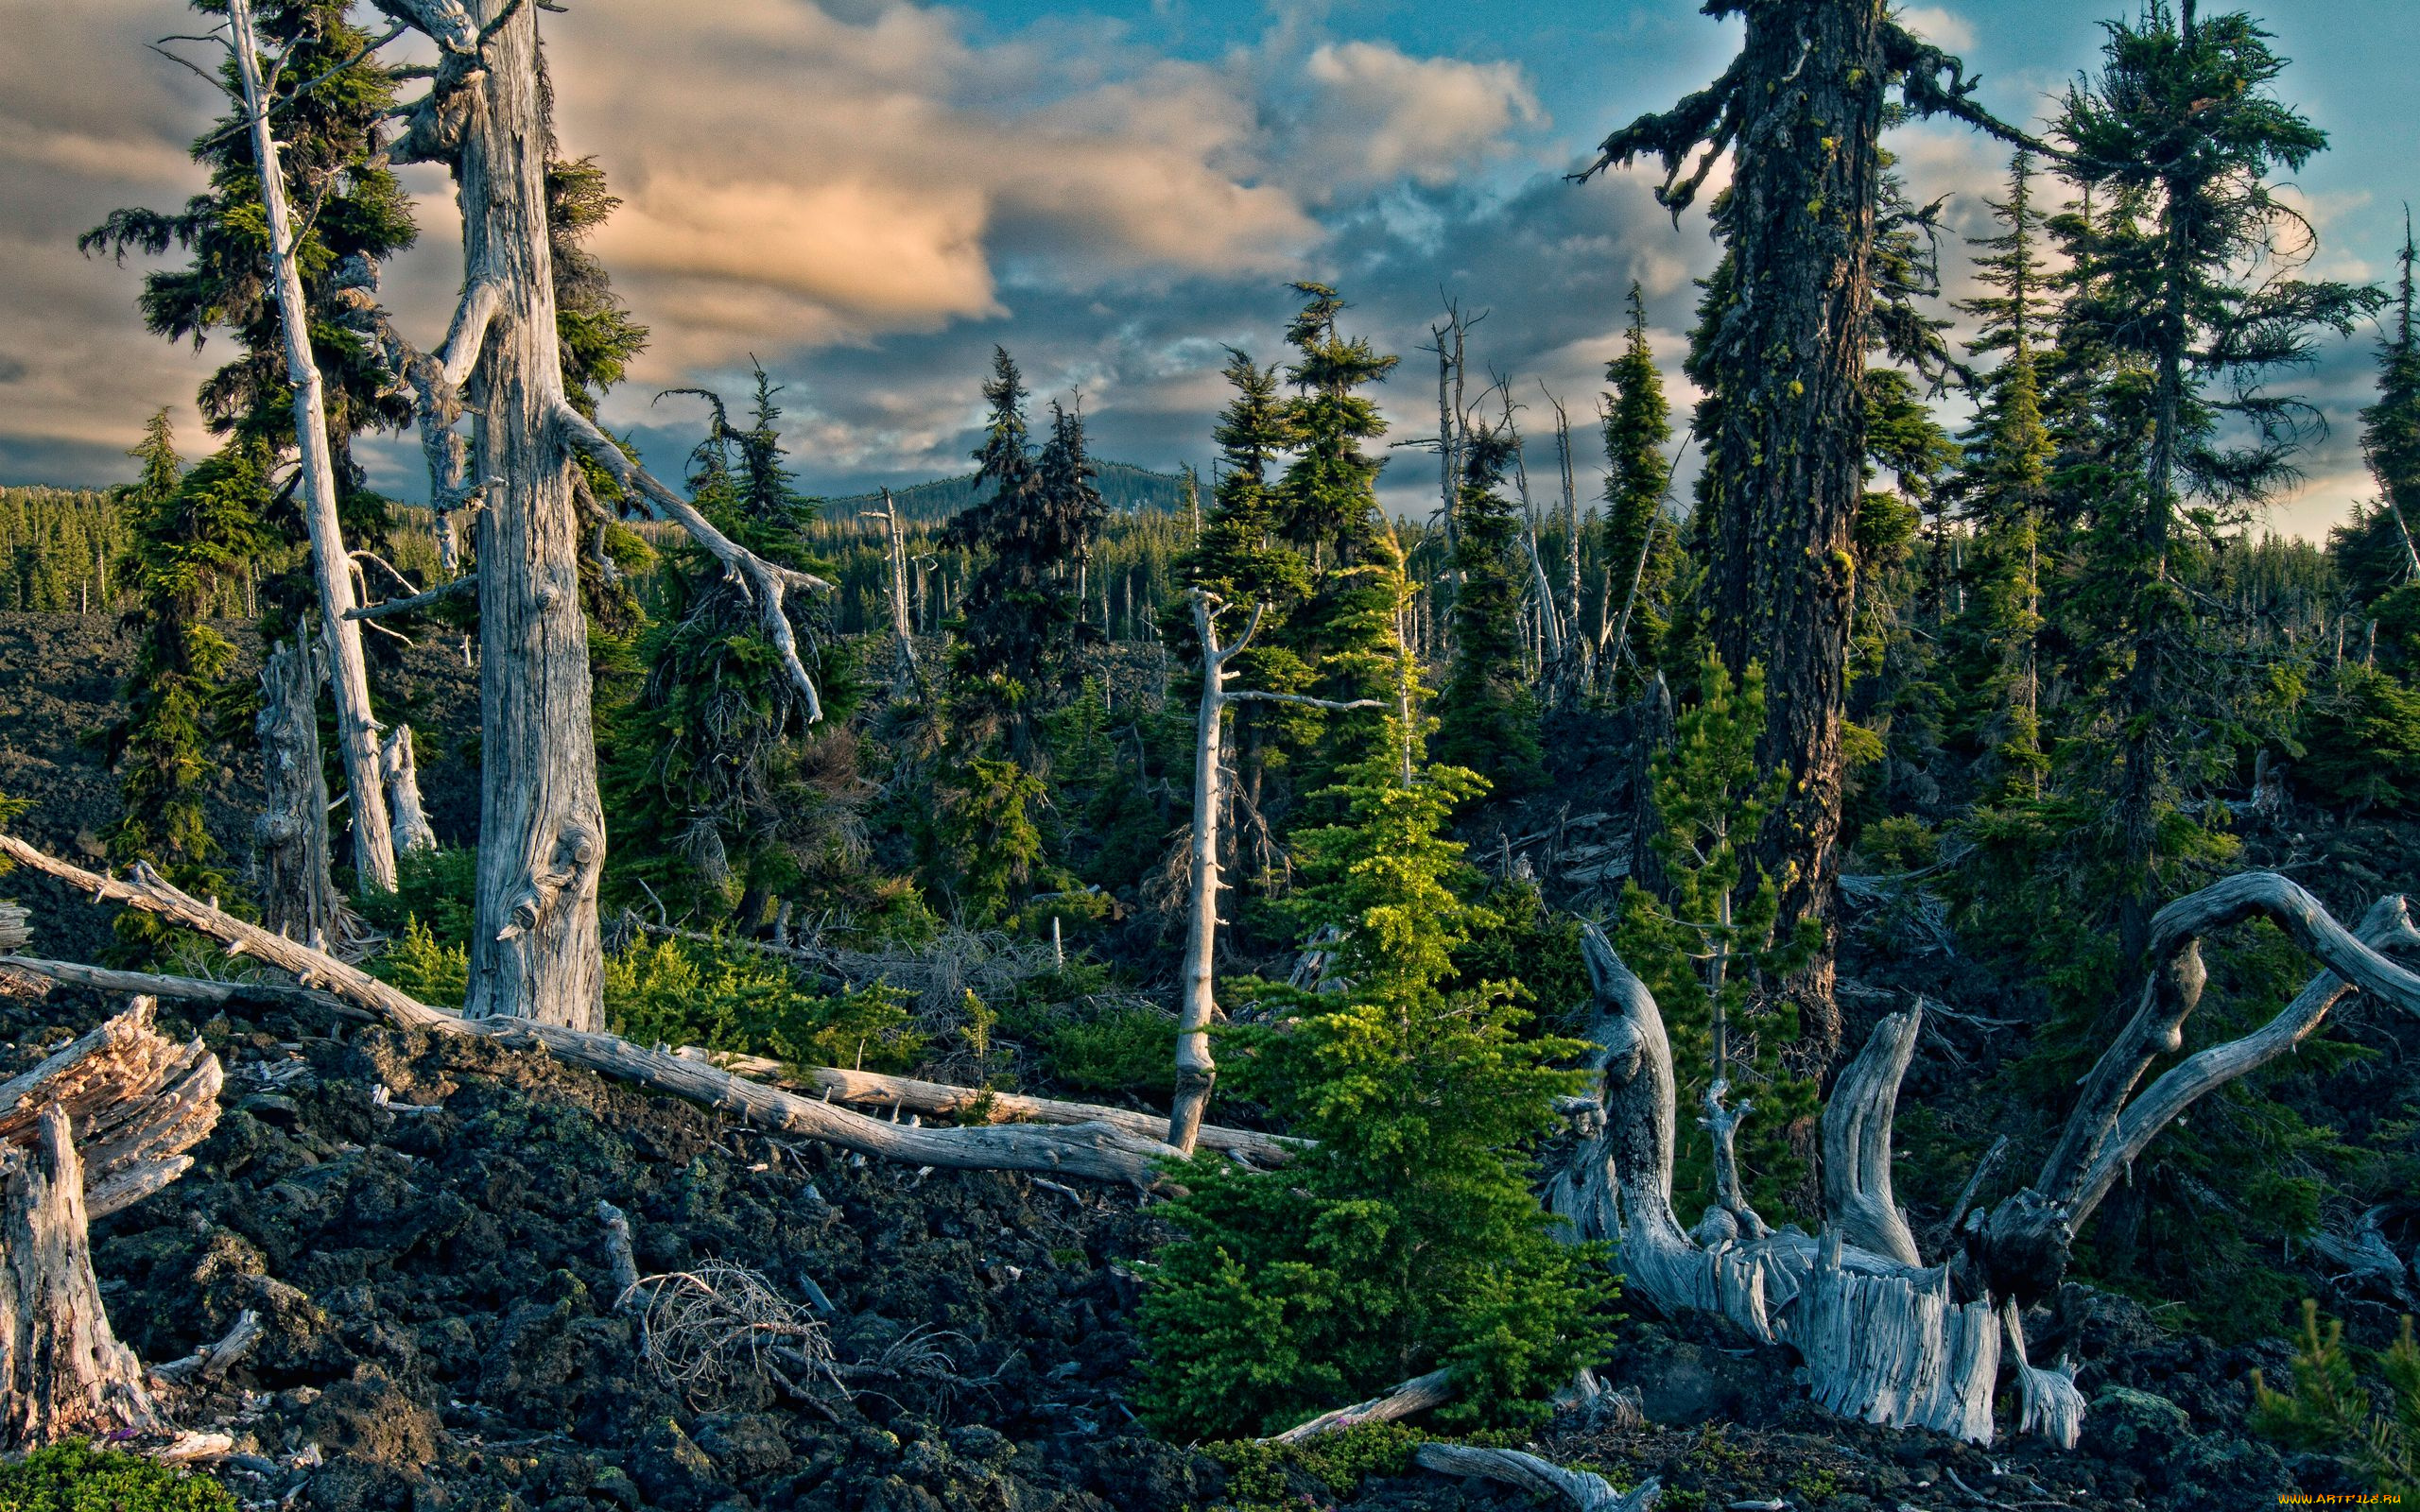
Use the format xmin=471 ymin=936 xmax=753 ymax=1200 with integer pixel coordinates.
xmin=0 ymin=955 xmax=368 ymax=1023
xmin=0 ymin=834 xmax=1180 ymax=1186
xmin=674 ymin=1049 xmax=1301 ymax=1166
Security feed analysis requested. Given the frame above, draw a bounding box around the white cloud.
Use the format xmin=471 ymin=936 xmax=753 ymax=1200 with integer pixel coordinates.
xmin=1896 ymin=6 xmax=1978 ymax=56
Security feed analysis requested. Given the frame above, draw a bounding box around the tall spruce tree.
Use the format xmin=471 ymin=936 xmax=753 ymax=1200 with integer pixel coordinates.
xmin=942 ymin=350 xmax=1102 ymax=757
xmin=1600 ymin=284 xmax=1681 ymax=695
xmin=2342 ymin=215 xmax=2420 ymax=606
xmin=105 ymin=424 xmax=264 ymax=930
xmin=1582 ymin=2 xmax=2039 ymax=1060
xmin=1171 ymin=349 xmax=1315 ymax=880
xmin=2053 ymin=2 xmax=2382 ymax=952
xmin=1435 ymin=428 xmax=1543 ymax=792
xmin=1948 ymin=153 xmax=2057 ymax=798
xmin=1273 ymin=284 xmax=1408 ymax=789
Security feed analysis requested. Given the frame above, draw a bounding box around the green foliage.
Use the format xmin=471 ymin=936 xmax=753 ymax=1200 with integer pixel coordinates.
xmin=1138 ymin=696 xmax=1615 ymax=1439
xmin=602 ymin=936 xmax=921 ymax=1074
xmin=0 ymin=1443 xmax=238 ymax=1512
xmin=1203 ymin=1425 xmax=1426 ymax=1511
xmin=1600 ymin=283 xmax=1681 ymax=694
xmin=2299 ymin=663 xmax=2420 ymax=812
xmin=926 ymin=754 xmax=1045 ymax=924
xmin=1434 ymin=428 xmax=1543 ymax=793
xmin=1019 ymin=1000 xmax=1175 ymax=1098
xmin=354 ymin=845 xmax=479 ymax=944
xmin=1615 ymin=656 xmax=1819 ymax=1223
xmin=2253 ymin=1303 xmax=2419 ymax=1499
xmin=371 ymin=918 xmax=470 ymax=1007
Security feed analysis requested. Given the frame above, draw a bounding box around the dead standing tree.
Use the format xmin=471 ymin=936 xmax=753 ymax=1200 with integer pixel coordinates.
xmin=224 ymin=0 xmax=398 ymax=895
xmin=334 ymin=0 xmax=833 ymax=1028
xmin=1167 ymin=591 xmax=1381 ymax=1155
xmin=1553 ymin=875 xmax=2420 ymax=1447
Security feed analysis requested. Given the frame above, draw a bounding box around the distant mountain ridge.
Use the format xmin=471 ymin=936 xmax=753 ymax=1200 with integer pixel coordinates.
xmin=820 ymin=461 xmax=1191 ymax=524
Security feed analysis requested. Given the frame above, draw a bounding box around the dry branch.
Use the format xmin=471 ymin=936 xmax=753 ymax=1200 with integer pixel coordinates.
xmin=0 ymin=999 xmax=224 ymax=1221
xmin=1410 ymin=1444 xmax=1660 ymax=1511
xmin=0 ymin=955 xmax=366 ymax=1022
xmin=1269 ymin=1366 xmax=1455 ymax=1444
xmin=673 ymin=1049 xmax=1300 ymax=1165
xmin=555 ymin=403 xmax=833 ymax=722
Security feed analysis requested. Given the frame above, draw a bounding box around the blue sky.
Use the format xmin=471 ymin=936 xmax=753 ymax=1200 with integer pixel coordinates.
xmin=5 ymin=0 xmax=2414 ymax=537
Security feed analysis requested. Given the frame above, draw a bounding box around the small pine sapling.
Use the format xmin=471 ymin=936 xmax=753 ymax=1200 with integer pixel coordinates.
xmin=1614 ymin=654 xmax=1820 ymax=1233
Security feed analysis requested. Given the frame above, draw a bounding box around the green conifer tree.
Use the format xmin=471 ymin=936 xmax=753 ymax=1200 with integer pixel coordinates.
xmin=1600 ymin=284 xmax=1681 ymax=695
xmin=2053 ymin=3 xmax=2383 ymax=949
xmin=1434 ymin=428 xmax=1543 ymax=792
xmin=1137 ymin=663 xmax=1614 ymax=1438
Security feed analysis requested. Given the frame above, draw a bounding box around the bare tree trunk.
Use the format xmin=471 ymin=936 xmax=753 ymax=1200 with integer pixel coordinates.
xmin=862 ymin=490 xmax=919 ymax=694
xmin=383 ymin=724 xmax=439 ymax=855
xmin=254 ymin=635 xmax=344 ymax=950
xmin=229 ymin=0 xmax=397 ymax=895
xmin=1168 ymin=593 xmax=1383 ymax=1155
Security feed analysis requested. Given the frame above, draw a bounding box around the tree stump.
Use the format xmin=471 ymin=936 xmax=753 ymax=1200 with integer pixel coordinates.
xmin=0 ymin=1105 xmax=159 ymax=1447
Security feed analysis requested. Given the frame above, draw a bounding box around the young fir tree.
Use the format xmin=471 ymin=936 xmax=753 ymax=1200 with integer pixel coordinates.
xmin=1614 ymin=654 xmax=1819 ymax=1228
xmin=2053 ymin=3 xmax=2382 ymax=951
xmin=1272 ymin=284 xmax=1408 ymax=790
xmin=1434 ymin=428 xmax=1543 ymax=792
xmin=105 ymin=421 xmax=265 ymax=942
xmin=1946 ymin=153 xmax=2056 ymax=799
xmin=941 ymin=351 xmax=1103 ymax=756
xmin=2338 ymin=215 xmax=2420 ymax=610
xmin=1600 ymin=283 xmax=1681 ymax=696
xmin=1137 ymin=652 xmax=1614 ymax=1439
xmin=1168 ymin=349 xmax=1316 ymax=883
xmin=608 ymin=367 xmax=852 ymax=924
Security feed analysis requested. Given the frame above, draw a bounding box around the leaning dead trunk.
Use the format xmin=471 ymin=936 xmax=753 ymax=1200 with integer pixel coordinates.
xmin=228 ymin=0 xmax=397 ymax=896
xmin=255 ymin=635 xmax=344 ymax=949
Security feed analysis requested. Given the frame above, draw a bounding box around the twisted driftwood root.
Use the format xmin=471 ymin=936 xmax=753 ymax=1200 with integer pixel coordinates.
xmin=1554 ymin=873 xmax=2420 ymax=1450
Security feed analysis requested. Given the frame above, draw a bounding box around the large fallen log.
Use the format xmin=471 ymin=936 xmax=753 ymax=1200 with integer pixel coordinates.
xmin=0 ymin=835 xmax=1179 ymax=1186
xmin=1410 ymin=1444 xmax=1660 ymax=1512
xmin=674 ymin=1049 xmax=1301 ymax=1166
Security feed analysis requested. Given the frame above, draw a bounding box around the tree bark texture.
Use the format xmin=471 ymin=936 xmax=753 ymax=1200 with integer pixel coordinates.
xmin=0 ymin=998 xmax=225 ymax=1222
xmin=229 ymin=0 xmax=398 ymax=895
xmin=254 ymin=635 xmax=345 ymax=950
xmin=439 ymin=0 xmax=606 ymax=1031
xmin=383 ymin=724 xmax=440 ymax=855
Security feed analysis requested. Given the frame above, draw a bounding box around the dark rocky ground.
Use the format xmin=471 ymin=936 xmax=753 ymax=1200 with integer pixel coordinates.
xmin=0 ymin=610 xmax=2381 ymax=1509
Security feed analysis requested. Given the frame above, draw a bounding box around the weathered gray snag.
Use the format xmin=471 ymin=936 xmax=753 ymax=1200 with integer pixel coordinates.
xmin=383 ymin=724 xmax=440 ymax=855
xmin=863 ymin=490 xmax=919 ymax=693
xmin=1557 ymin=874 xmax=2420 ymax=1447
xmin=227 ymin=0 xmax=397 ymax=896
xmin=1169 ymin=592 xmax=1381 ymax=1155
xmin=254 ymin=635 xmax=346 ymax=950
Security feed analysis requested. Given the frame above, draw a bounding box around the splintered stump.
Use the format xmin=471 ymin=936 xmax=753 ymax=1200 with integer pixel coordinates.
xmin=0 ymin=1106 xmax=159 ymax=1445
xmin=0 ymin=1001 xmax=225 ymax=1447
